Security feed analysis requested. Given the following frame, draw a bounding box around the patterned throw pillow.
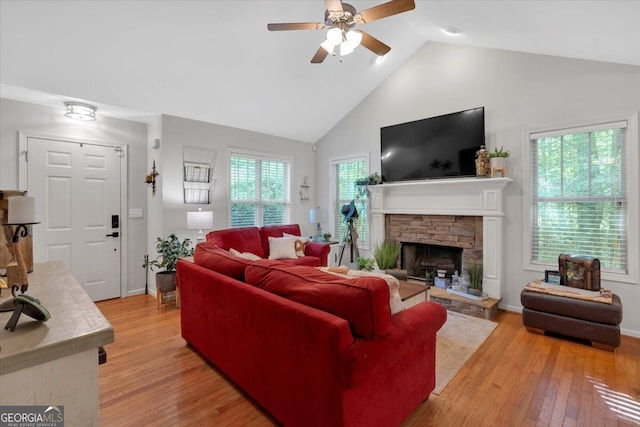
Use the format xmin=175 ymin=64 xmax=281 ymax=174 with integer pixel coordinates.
xmin=283 ymin=232 xmax=308 ymax=257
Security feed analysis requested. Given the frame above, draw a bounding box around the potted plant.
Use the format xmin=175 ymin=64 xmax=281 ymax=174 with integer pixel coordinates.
xmin=374 ymin=239 xmax=405 ymax=279
xmin=465 ymin=260 xmax=483 ymax=296
xmin=357 ymin=257 xmax=375 ymax=272
xmin=488 ymin=146 xmax=510 ymax=172
xmin=144 ymin=234 xmax=194 ymax=293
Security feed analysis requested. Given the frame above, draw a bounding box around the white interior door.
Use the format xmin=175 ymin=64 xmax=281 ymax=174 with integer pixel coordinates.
xmin=27 ymin=137 xmax=122 ymax=301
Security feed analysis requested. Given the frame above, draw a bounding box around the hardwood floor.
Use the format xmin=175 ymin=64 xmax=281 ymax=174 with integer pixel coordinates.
xmin=98 ymin=295 xmax=640 ymax=426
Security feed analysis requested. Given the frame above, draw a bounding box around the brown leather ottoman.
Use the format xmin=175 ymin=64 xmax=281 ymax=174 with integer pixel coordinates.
xmin=521 ymin=290 xmax=622 ymax=351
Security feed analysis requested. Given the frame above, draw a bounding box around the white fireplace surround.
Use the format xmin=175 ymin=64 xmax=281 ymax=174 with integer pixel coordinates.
xmin=368 ymin=177 xmax=511 ymax=300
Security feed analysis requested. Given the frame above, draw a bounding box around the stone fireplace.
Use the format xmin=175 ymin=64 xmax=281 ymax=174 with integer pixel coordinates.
xmin=368 ymin=177 xmax=510 ymax=299
xmin=389 ymin=214 xmax=482 ymax=280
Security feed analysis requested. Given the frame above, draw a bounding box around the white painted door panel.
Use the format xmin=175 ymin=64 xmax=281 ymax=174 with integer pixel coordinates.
xmin=27 ymin=137 xmax=121 ymax=301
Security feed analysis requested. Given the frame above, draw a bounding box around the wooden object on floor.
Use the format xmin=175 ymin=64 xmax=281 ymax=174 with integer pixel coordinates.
xmin=96 ymin=295 xmax=640 ymax=427
xmin=429 ymin=286 xmax=501 ymax=320
xmin=157 ymin=288 xmax=176 ymax=309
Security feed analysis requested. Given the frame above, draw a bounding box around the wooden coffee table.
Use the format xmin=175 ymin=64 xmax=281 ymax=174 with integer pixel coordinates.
xmin=397 ymin=280 xmax=428 ymax=309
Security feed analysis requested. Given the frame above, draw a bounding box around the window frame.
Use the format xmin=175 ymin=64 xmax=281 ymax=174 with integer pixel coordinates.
xmin=522 ymin=113 xmax=639 ymax=285
xmin=228 ymin=148 xmax=292 ymax=228
xmin=329 ymin=152 xmax=370 ymax=250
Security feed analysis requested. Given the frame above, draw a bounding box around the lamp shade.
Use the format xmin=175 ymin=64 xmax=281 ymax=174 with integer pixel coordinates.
xmin=7 ymin=196 xmax=36 ymax=224
xmin=187 ymin=210 xmax=214 ymax=230
xmin=309 ymin=207 xmax=327 ymax=224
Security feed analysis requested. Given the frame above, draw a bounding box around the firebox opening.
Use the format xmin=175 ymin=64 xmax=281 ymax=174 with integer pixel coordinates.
xmin=401 ymin=242 xmax=463 ymax=282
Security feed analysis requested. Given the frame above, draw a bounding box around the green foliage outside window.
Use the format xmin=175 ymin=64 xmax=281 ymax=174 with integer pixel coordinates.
xmin=230 ymin=155 xmax=289 ymax=228
xmin=532 ymin=126 xmax=626 ymax=272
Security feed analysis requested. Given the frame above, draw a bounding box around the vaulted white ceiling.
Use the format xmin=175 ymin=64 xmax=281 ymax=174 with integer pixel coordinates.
xmin=2 ymin=1 xmax=639 ymax=143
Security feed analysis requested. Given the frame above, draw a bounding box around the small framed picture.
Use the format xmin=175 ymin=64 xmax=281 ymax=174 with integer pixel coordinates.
xmin=545 ymin=270 xmax=561 ymax=285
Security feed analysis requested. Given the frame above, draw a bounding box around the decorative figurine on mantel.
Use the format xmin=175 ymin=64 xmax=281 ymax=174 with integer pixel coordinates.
xmin=475 ymin=145 xmax=490 ymax=178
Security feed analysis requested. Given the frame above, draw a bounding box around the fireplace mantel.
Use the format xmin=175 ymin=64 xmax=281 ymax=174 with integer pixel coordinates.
xmin=368 ymin=177 xmax=512 ymax=299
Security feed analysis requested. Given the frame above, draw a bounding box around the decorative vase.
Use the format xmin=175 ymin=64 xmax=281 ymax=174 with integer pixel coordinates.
xmin=475 ymin=146 xmax=490 ymax=178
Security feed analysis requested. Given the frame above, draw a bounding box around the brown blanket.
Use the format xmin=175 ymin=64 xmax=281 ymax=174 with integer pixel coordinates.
xmin=525 ymin=280 xmax=612 ymax=304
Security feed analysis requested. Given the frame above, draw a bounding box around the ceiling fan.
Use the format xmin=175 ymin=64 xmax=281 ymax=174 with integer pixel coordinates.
xmin=267 ymin=0 xmax=415 ymax=63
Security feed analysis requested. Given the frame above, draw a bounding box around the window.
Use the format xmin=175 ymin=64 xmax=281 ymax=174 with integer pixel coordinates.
xmin=229 ymin=151 xmax=290 ymax=228
xmin=529 ymin=121 xmax=628 ymax=274
xmin=331 ymin=155 xmax=368 ymax=248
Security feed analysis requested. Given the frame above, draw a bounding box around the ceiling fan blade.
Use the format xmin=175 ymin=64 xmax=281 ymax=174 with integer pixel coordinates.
xmin=359 ymin=31 xmax=391 ymax=56
xmin=324 ymin=0 xmax=344 ymax=13
xmin=311 ymin=47 xmax=330 ymax=64
xmin=355 ymin=0 xmax=415 ymax=24
xmin=267 ymin=22 xmax=325 ymax=31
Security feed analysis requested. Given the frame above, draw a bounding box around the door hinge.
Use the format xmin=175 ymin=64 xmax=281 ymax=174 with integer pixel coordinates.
xmin=114 ymin=148 xmax=124 ymax=158
xmin=21 ymin=150 xmax=28 ymax=162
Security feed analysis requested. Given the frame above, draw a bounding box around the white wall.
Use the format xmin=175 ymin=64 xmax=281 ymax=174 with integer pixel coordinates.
xmin=143 ymin=115 xmax=316 ymax=289
xmin=315 ymin=42 xmax=640 ymax=337
xmin=0 ymin=98 xmax=148 ymax=296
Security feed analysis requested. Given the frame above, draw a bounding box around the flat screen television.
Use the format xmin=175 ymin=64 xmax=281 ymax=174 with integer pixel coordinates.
xmin=380 ymin=107 xmax=485 ymax=182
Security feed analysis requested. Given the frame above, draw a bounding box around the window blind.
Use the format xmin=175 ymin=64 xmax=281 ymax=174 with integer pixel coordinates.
xmin=230 ymin=152 xmax=290 ymax=228
xmin=530 ymin=121 xmax=628 ymax=273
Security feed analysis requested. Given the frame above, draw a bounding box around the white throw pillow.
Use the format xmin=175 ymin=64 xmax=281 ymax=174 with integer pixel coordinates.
xmin=268 ymin=236 xmax=297 ymax=260
xmin=283 ymin=232 xmax=308 ymax=257
xmin=229 ymin=248 xmax=262 ymax=261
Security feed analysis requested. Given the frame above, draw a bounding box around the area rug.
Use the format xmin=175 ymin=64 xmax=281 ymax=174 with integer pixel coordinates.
xmin=433 ymin=311 xmax=498 ymax=395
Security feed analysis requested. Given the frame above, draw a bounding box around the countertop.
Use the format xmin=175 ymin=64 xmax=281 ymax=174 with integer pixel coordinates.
xmin=0 ymin=261 xmax=114 ymax=375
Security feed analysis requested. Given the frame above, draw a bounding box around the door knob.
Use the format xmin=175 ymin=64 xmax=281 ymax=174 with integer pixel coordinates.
xmin=106 ymin=232 xmax=119 ymax=238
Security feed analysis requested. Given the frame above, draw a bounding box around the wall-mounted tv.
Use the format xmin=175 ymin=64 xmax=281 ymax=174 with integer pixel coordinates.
xmin=380 ymin=107 xmax=485 ymax=182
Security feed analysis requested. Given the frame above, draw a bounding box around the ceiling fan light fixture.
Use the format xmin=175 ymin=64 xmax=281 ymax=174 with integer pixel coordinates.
xmin=320 ymin=39 xmax=335 ymax=54
xmin=64 ymin=102 xmax=97 ymax=121
xmin=327 ymin=27 xmax=343 ymax=45
xmin=340 ymin=41 xmax=354 ymax=56
xmin=346 ymin=30 xmax=362 ymax=48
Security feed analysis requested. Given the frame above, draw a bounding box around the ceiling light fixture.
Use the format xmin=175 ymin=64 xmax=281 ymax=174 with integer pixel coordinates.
xmin=64 ymin=102 xmax=97 ymax=121
xmin=442 ymin=26 xmax=462 ymax=36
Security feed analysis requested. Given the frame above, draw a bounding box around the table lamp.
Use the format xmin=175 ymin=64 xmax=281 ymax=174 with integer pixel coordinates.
xmin=309 ymin=207 xmax=327 ymax=241
xmin=187 ymin=208 xmax=214 ymax=241
xmin=1 ymin=195 xmax=50 ymax=331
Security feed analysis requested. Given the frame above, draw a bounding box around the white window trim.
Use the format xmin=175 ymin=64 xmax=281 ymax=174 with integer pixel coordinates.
xmin=227 ymin=147 xmax=293 ymax=228
xmin=522 ymin=112 xmax=639 ymax=285
xmin=329 ymin=152 xmax=370 ymax=250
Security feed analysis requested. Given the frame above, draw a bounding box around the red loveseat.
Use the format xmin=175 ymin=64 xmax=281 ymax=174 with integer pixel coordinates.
xmin=206 ymin=224 xmax=330 ymax=266
xmin=177 ymin=247 xmax=447 ymax=427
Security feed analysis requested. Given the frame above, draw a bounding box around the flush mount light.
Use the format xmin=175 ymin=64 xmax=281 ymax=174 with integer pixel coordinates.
xmin=442 ymin=26 xmax=462 ymax=36
xmin=64 ymin=102 xmax=97 ymax=121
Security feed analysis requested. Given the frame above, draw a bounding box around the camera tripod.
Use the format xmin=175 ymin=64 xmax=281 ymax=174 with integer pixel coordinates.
xmin=338 ymin=219 xmax=359 ymax=265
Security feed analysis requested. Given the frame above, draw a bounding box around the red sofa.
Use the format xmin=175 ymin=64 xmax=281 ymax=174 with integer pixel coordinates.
xmin=177 ymin=246 xmax=447 ymax=427
xmin=206 ymin=224 xmax=330 ymax=266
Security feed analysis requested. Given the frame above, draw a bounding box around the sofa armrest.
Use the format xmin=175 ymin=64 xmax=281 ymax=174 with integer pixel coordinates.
xmin=305 ymin=241 xmax=330 ymax=266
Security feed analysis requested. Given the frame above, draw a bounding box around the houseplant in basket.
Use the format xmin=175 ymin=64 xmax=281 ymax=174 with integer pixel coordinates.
xmin=488 ymin=146 xmax=510 ymax=175
xmin=144 ymin=234 xmax=194 ymax=293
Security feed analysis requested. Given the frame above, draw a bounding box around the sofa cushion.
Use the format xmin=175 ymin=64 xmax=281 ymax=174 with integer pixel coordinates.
xmin=259 ymin=224 xmax=303 ymax=256
xmin=206 ymin=226 xmax=265 ymax=258
xmin=194 ymin=243 xmax=253 ymax=281
xmin=245 ymin=260 xmax=391 ymax=339
xmin=268 ymin=236 xmax=298 ymax=260
xmin=229 ymin=248 xmax=262 ymax=261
